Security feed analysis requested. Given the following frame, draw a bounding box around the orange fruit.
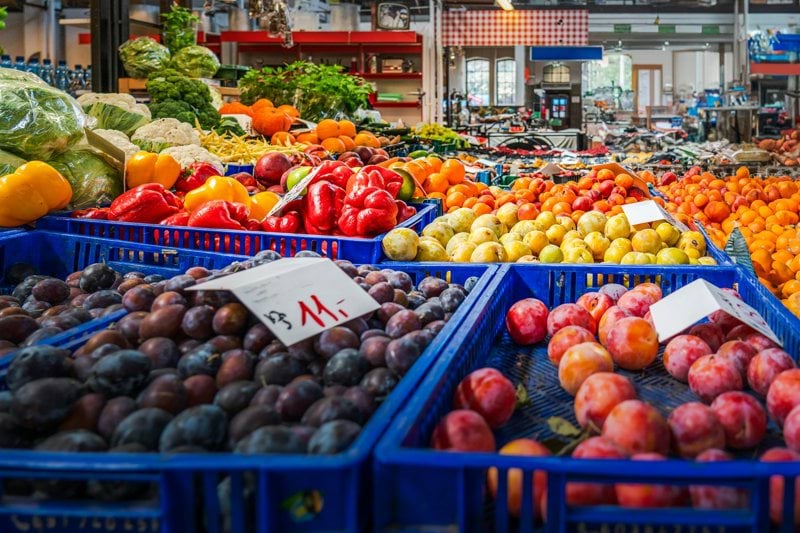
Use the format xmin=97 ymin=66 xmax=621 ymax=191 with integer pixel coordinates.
xmin=426 ymin=156 xmax=443 ymax=172
xmin=338 ymin=120 xmax=357 ymax=138
xmin=270 ymin=131 xmax=296 ymax=146
xmin=339 ymin=135 xmax=355 ymax=151
xmin=276 ymin=104 xmax=300 ymax=118
xmin=615 ymin=174 xmax=634 ymax=189
xmin=424 ymin=173 xmax=449 ymax=195
xmin=354 ymin=132 xmax=380 ymax=148
xmin=321 ymin=137 xmax=346 ymax=154
xmin=316 ymin=119 xmax=341 ymax=140
xmin=472 ymin=202 xmax=492 ymax=216
xmin=597 ymin=169 xmax=615 ymax=181
xmin=518 ymin=203 xmax=539 ymax=221
xmin=441 ymin=159 xmax=466 ymax=185
xmin=252 ymin=110 xmax=292 ymax=137
xmin=251 ymin=98 xmax=275 ymax=111
xmin=445 ymin=191 xmax=466 ymax=209
xmin=296 ymin=132 xmax=319 ymax=144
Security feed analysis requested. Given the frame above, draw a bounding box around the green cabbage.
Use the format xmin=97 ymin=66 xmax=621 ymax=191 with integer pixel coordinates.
xmin=171 ymin=45 xmax=220 ymax=79
xmin=0 ymin=72 xmax=87 ymax=160
xmin=78 ymin=93 xmax=152 ymax=137
xmin=47 ymin=150 xmax=123 ymax=209
xmin=119 ymin=37 xmax=171 ymax=79
xmin=0 ymin=68 xmax=48 ymax=85
xmin=0 ymin=148 xmax=25 ymax=176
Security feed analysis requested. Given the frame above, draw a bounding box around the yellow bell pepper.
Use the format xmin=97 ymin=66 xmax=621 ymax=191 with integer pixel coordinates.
xmin=125 ymin=151 xmax=182 ymax=190
xmin=248 ymin=191 xmax=280 ymax=221
xmin=184 ymin=176 xmax=251 ymax=212
xmin=0 ymin=162 xmax=72 ymax=227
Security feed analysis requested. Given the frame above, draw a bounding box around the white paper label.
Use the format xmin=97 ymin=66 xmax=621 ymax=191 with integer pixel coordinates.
xmin=187 ymin=258 xmax=380 ymax=346
xmin=649 ymin=279 xmax=781 ymax=345
xmin=266 ymin=166 xmax=321 ymax=217
xmin=539 ymin=163 xmax=565 ymax=177
xmin=621 ymin=200 xmax=666 ymax=226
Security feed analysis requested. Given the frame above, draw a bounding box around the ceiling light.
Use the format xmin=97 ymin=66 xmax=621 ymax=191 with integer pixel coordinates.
xmin=496 ymin=0 xmax=514 ymax=11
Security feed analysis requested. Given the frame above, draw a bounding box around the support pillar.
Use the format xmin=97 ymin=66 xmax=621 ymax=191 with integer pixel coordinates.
xmin=90 ymin=0 xmax=129 ymax=93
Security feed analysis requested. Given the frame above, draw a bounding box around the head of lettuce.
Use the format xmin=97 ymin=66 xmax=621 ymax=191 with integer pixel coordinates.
xmin=0 ymin=68 xmax=87 ymax=160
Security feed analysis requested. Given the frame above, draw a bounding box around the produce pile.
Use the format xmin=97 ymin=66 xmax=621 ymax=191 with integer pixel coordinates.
xmin=431 ymin=279 xmax=799 ymax=525
xmin=657 ymin=166 xmax=800 ymax=316
xmin=0 ymin=255 xmax=473 ymax=461
xmin=382 ymin=167 xmax=716 ymax=265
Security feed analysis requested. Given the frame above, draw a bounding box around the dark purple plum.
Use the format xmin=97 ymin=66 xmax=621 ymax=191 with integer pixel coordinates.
xmin=12 ymin=377 xmax=84 ymax=429
xmin=235 ymin=426 xmax=307 ymax=454
xmin=254 ymin=354 xmax=305 ymax=386
xmin=178 ymin=343 xmax=223 ymax=378
xmin=59 ymin=393 xmax=106 ymax=432
xmin=385 ymin=310 xmax=421 ymax=339
xmin=139 ymin=304 xmax=186 ymax=340
xmin=368 ymin=282 xmax=395 ymax=304
xmin=228 ymin=405 xmax=280 ymax=447
xmin=314 ymin=327 xmax=359 ymax=359
xmin=111 ymin=408 xmax=173 ymax=450
xmin=217 ymin=349 xmax=256 ymax=388
xmin=79 ymin=264 xmax=116 ymax=292
xmin=360 ymin=368 xmax=399 ymax=398
xmin=385 ymin=335 xmax=423 ymax=376
xmin=181 ymin=305 xmax=215 ymax=340
xmin=121 ymin=286 xmax=156 ymax=313
xmin=137 ymin=374 xmax=188 ymax=414
xmin=301 ymin=396 xmax=362 ymax=426
xmin=0 ymin=315 xmax=38 ymax=344
xmin=250 ymin=385 xmax=282 ymax=408
xmin=214 ymin=381 xmax=260 ymax=416
xmin=377 ymin=302 xmax=404 ymax=323
xmin=212 ymin=303 xmax=249 ymax=336
xmin=184 ymin=375 xmax=217 ymax=407
xmin=276 ymin=380 xmax=324 ymax=422
xmin=243 ymin=324 xmax=274 ymax=353
xmin=31 ymin=279 xmax=70 ymax=304
xmin=150 ymin=291 xmax=186 ymax=312
xmin=88 ymin=350 xmax=151 ymax=397
xmin=159 ymin=405 xmax=227 ymax=452
xmin=138 ymin=337 xmax=181 ymax=369
xmin=323 ymin=349 xmax=370 ymax=387
xmin=308 ymin=420 xmax=361 ymax=454
xmin=97 ymin=397 xmax=137 ymax=441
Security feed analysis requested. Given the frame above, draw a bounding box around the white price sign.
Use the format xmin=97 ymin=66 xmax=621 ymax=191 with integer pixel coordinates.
xmin=188 ymin=258 xmax=380 ymax=346
xmin=266 ymin=166 xmax=321 ymax=217
xmin=649 ymin=279 xmax=780 ymax=345
xmin=621 ymin=200 xmax=689 ymax=231
xmin=539 ymin=163 xmax=565 ymax=177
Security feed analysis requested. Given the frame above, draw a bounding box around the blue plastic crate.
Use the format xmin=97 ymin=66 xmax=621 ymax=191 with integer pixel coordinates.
xmin=375 ymin=263 xmax=800 ymax=532
xmin=0 ymin=231 xmax=249 ymax=366
xmin=0 ymin=262 xmax=498 ymax=533
xmin=36 ymin=203 xmax=435 ymax=263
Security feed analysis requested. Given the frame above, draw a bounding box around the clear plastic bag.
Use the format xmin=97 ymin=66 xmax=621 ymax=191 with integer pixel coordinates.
xmin=47 ymin=149 xmax=123 ymax=209
xmin=0 ymin=148 xmax=25 ymax=176
xmin=171 ymin=45 xmax=220 ymax=79
xmin=118 ymin=37 xmax=171 ymax=79
xmin=0 ymin=71 xmax=87 ymax=160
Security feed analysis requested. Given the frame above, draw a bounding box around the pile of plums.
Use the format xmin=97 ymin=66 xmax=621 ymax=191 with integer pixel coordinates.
xmin=0 ymin=262 xmax=148 ymax=356
xmin=0 ymin=251 xmax=477 ymax=472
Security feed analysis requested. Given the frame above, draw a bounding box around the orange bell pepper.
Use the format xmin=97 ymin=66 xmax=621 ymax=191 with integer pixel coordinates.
xmin=248 ymin=191 xmax=280 ymax=221
xmin=183 ymin=175 xmax=251 ymax=212
xmin=125 ymin=151 xmax=181 ymax=190
xmin=0 ymin=162 xmax=72 ymax=227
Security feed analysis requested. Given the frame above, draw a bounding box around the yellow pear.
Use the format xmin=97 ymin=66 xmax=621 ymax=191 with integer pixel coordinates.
xmin=470 ymin=242 xmax=508 ymax=263
xmin=415 ymin=240 xmax=448 ymax=261
xmin=381 ymin=228 xmax=419 ymax=261
xmin=523 ymin=230 xmax=549 ymax=254
xmin=504 ymin=240 xmax=532 ymax=262
xmin=447 ymin=208 xmax=477 ymax=234
xmin=511 ymin=220 xmax=538 ymax=236
xmin=535 ymin=211 xmax=557 ymax=231
xmin=604 ymin=213 xmax=631 ymax=240
xmin=545 ymin=224 xmax=568 ymax=245
xmin=469 ymin=227 xmax=498 ymax=245
xmin=421 ymin=222 xmax=455 ymax=247
xmin=471 ymin=214 xmax=507 ymax=238
xmin=496 ymin=203 xmax=519 ymax=228
xmin=445 ymin=232 xmax=470 ymax=255
xmin=449 ymin=241 xmax=476 ymax=263
xmin=631 ymin=229 xmax=662 ymax=254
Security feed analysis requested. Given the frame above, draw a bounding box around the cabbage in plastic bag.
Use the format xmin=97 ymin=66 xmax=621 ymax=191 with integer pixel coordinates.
xmin=0 ymin=68 xmax=48 ymax=85
xmin=119 ymin=37 xmax=171 ymax=79
xmin=78 ymin=93 xmax=151 ymax=136
xmin=0 ymin=72 xmax=87 ymax=160
xmin=47 ymin=149 xmax=123 ymax=209
xmin=0 ymin=148 xmax=25 ymax=176
xmin=170 ymin=45 xmax=220 ymax=79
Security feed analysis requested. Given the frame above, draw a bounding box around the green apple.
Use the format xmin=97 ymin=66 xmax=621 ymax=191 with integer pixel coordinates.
xmin=538 ymin=244 xmax=564 ymax=263
xmin=285 ymin=166 xmax=313 ymax=193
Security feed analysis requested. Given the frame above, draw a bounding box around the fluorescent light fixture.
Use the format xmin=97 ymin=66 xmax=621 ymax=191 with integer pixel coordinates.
xmin=496 ymin=0 xmax=514 ymax=11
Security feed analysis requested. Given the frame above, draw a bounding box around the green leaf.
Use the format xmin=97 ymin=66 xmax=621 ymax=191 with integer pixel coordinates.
xmin=547 ymin=416 xmax=582 ymax=438
xmin=515 ymin=383 xmax=530 ymax=408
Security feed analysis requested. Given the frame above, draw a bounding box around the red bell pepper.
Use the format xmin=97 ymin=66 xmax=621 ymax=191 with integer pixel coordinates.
xmin=187 ymin=200 xmax=250 ymax=230
xmin=160 ymin=212 xmax=191 ymax=226
xmin=338 ymin=186 xmax=399 ymax=237
xmin=303 ymin=181 xmax=344 ymax=234
xmin=395 ymin=200 xmax=417 ymax=223
xmin=175 ymin=162 xmax=219 ymax=193
xmin=73 ymin=207 xmax=110 ymax=220
xmin=359 ymin=165 xmax=404 ymax=198
xmin=312 ymin=161 xmax=353 ymax=189
xmin=108 ymin=184 xmax=182 ymax=223
xmin=262 ymin=211 xmax=302 ymax=234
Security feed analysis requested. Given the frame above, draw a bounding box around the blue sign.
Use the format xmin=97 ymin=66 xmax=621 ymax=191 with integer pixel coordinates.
xmin=530 ymin=46 xmax=603 ymax=61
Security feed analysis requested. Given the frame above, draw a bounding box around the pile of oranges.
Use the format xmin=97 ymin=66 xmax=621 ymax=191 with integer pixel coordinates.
xmin=293 ymin=119 xmax=384 ymax=153
xmin=393 ymin=157 xmax=486 ymax=207
xmin=658 ymin=167 xmax=800 ymax=315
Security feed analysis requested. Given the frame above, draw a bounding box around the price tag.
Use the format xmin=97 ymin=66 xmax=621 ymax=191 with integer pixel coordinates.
xmin=649 ymin=279 xmax=780 ymax=345
xmin=266 ymin=166 xmax=321 ymax=217
xmin=187 ymin=258 xmax=380 ymax=346
xmin=621 ymin=200 xmax=666 ymax=225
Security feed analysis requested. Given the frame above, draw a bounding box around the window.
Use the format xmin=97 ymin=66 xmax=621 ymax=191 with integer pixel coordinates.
xmin=495 ymin=58 xmax=516 ymax=106
xmin=583 ymin=53 xmax=632 ymax=93
xmin=543 ymin=63 xmax=571 ymax=84
xmin=466 ymin=58 xmax=490 ymax=106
